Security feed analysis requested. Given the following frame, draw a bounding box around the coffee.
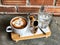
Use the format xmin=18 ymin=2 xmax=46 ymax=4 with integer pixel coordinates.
xmin=33 ymin=21 xmax=38 ymax=27
xmin=10 ymin=16 xmax=27 ymax=29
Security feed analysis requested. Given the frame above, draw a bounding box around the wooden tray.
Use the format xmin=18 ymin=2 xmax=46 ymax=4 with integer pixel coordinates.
xmin=11 ymin=26 xmax=51 ymax=42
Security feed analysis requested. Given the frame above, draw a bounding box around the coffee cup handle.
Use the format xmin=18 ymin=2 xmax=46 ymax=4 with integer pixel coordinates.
xmin=6 ymin=26 xmax=13 ymax=32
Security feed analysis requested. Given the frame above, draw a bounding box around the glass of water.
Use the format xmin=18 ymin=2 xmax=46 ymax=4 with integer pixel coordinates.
xmin=38 ymin=12 xmax=52 ymax=28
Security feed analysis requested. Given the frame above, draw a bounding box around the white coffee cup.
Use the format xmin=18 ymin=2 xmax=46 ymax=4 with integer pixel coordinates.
xmin=6 ymin=16 xmax=30 ymax=36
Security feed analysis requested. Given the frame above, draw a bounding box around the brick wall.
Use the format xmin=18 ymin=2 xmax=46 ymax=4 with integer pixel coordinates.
xmin=0 ymin=0 xmax=60 ymax=16
xmin=2 ymin=0 xmax=26 ymax=5
xmin=30 ymin=0 xmax=53 ymax=5
xmin=56 ymin=0 xmax=60 ymax=6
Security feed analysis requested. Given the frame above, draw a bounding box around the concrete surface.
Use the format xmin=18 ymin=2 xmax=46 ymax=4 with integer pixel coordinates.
xmin=0 ymin=14 xmax=60 ymax=45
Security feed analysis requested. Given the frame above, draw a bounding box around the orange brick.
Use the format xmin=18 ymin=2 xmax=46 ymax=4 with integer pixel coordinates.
xmin=30 ymin=0 xmax=53 ymax=5
xmin=44 ymin=7 xmax=60 ymax=13
xmin=18 ymin=7 xmax=39 ymax=13
xmin=56 ymin=0 xmax=60 ymax=6
xmin=2 ymin=0 xmax=26 ymax=5
xmin=0 ymin=7 xmax=16 ymax=12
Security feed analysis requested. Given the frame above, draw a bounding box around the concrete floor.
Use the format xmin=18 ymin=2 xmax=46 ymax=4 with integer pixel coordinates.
xmin=0 ymin=14 xmax=60 ymax=45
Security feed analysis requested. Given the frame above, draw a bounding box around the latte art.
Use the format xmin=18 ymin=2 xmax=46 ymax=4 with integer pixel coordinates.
xmin=12 ymin=18 xmax=24 ymax=27
xmin=10 ymin=17 xmax=27 ymax=29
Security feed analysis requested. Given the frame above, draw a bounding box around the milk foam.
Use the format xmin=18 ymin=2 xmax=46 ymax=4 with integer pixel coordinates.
xmin=12 ymin=18 xmax=24 ymax=27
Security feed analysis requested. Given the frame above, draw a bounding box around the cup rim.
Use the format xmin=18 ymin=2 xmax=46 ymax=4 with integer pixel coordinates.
xmin=10 ymin=16 xmax=28 ymax=29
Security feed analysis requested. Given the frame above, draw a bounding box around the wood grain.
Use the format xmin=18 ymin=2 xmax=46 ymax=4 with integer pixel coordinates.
xmin=11 ymin=26 xmax=51 ymax=42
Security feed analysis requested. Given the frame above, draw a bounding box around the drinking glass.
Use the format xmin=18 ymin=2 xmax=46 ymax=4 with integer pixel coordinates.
xmin=38 ymin=12 xmax=52 ymax=28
